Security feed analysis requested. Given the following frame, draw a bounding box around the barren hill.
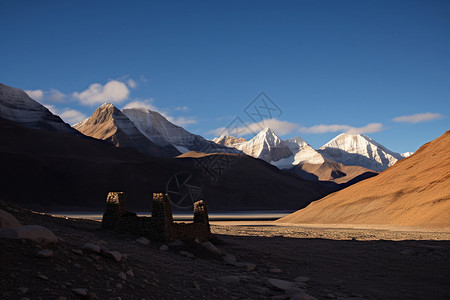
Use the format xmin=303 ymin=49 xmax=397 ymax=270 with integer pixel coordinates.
xmin=277 ymin=130 xmax=450 ymax=228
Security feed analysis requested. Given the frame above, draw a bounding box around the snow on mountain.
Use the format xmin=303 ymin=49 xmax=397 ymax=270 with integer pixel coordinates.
xmin=401 ymin=152 xmax=414 ymax=158
xmin=0 ymin=82 xmax=77 ymax=134
xmin=122 ymin=108 xmax=238 ymax=154
xmin=318 ymin=133 xmax=403 ymax=172
xmin=74 ymin=103 xmax=179 ymax=157
xmin=212 ymin=135 xmax=247 ymax=147
xmin=285 ymin=137 xmax=325 ymax=165
xmin=220 ymin=127 xmax=293 ymax=163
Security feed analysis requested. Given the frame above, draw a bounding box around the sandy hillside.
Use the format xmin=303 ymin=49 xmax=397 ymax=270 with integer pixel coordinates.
xmin=277 ymin=130 xmax=450 ymax=228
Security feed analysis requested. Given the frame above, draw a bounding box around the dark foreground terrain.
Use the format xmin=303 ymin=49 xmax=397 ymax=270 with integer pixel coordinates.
xmin=1 ymin=201 xmax=449 ymax=300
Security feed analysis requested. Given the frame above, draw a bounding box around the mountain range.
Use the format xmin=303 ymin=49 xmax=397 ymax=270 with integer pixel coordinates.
xmin=277 ymin=130 xmax=450 ymax=228
xmin=0 ymin=82 xmax=339 ymax=211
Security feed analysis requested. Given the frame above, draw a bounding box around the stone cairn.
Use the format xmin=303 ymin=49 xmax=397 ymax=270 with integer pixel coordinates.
xmin=101 ymin=192 xmax=211 ymax=242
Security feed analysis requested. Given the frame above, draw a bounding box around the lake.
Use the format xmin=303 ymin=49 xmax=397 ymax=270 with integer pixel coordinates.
xmin=48 ymin=210 xmax=294 ymax=222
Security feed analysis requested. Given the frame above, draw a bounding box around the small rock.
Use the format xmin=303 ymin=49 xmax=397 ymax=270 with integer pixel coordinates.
xmin=193 ymin=281 xmax=200 ymax=290
xmin=218 ymin=276 xmax=240 ymax=285
xmin=0 ymin=225 xmax=58 ymax=245
xmin=292 ymin=294 xmax=319 ymax=300
xmin=236 ymin=262 xmax=256 ymax=271
xmin=179 ymin=250 xmax=194 ymax=258
xmin=115 ymin=283 xmax=123 ymax=289
xmin=126 ymin=269 xmax=134 ymax=277
xmin=136 ymin=237 xmax=150 ymax=245
xmin=194 ymin=237 xmax=200 ymax=244
xmin=159 ymin=244 xmax=168 ymax=251
xmin=201 ymin=241 xmax=222 ymax=255
xmin=295 ymin=276 xmax=310 ymax=283
xmin=36 ymin=249 xmax=53 ymax=258
xmin=270 ymin=268 xmax=282 ymax=273
xmin=118 ymin=272 xmax=127 ymax=281
xmin=16 ymin=287 xmax=29 ymax=295
xmin=81 ymin=243 xmax=101 ymax=254
xmin=326 ymin=293 xmax=335 ymax=298
xmin=0 ymin=209 xmax=21 ymax=229
xmin=168 ymin=239 xmax=184 ymax=247
xmin=266 ymin=278 xmax=296 ymax=291
xmin=285 ymin=288 xmax=306 ymax=296
xmin=104 ymin=251 xmax=122 ymax=262
xmin=109 ymin=298 xmax=122 ymax=300
xmin=72 ymin=288 xmax=88 ymax=296
xmin=222 ymin=253 xmax=237 ymax=265
xmin=36 ymin=274 xmax=48 ymax=280
xmin=73 ymin=264 xmax=81 ymax=268
xmin=72 ymin=249 xmax=83 ymax=255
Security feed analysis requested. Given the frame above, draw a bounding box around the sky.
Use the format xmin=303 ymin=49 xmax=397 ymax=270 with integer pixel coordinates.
xmin=1 ymin=0 xmax=449 ymax=153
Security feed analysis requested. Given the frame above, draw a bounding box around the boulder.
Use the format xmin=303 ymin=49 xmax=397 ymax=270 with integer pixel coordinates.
xmin=0 ymin=209 xmax=21 ymax=229
xmin=0 ymin=225 xmax=58 ymax=245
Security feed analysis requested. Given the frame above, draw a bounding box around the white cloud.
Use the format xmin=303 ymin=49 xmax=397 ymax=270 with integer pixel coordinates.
xmin=43 ymin=104 xmax=86 ymax=125
xmin=73 ymin=80 xmax=130 ymax=106
xmin=25 ymin=89 xmax=44 ymax=101
xmin=122 ymin=99 xmax=157 ymax=111
xmin=298 ymin=123 xmax=384 ymax=134
xmin=175 ymin=106 xmax=189 ymax=112
xmin=127 ymin=79 xmax=137 ymax=88
xmin=60 ymin=109 xmax=87 ymax=125
xmin=392 ymin=112 xmax=444 ymax=124
xmin=167 ymin=116 xmax=197 ymax=126
xmin=26 ymin=88 xmax=66 ymax=103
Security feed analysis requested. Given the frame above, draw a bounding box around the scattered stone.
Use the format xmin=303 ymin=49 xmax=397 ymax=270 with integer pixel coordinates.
xmin=270 ymin=268 xmax=282 ymax=273
xmin=159 ymin=244 xmax=168 ymax=251
xmin=194 ymin=237 xmax=200 ymax=244
xmin=36 ymin=274 xmax=48 ymax=280
xmin=136 ymin=237 xmax=150 ymax=245
xmin=16 ymin=287 xmax=29 ymax=295
xmin=74 ymin=264 xmax=81 ymax=268
xmin=81 ymin=243 xmax=101 ymax=253
xmin=236 ymin=262 xmax=256 ymax=271
xmin=179 ymin=250 xmax=194 ymax=258
xmin=222 ymin=253 xmax=237 ymax=265
xmin=104 ymin=250 xmax=122 ymax=262
xmin=72 ymin=249 xmax=83 ymax=255
xmin=0 ymin=225 xmax=58 ymax=245
xmin=168 ymin=239 xmax=184 ymax=247
xmin=118 ymin=272 xmax=127 ymax=281
xmin=193 ymin=281 xmax=200 ymax=290
xmin=115 ymin=283 xmax=123 ymax=289
xmin=285 ymin=288 xmax=306 ymax=296
xmin=266 ymin=278 xmax=296 ymax=291
xmin=295 ymin=276 xmax=310 ymax=283
xmin=326 ymin=293 xmax=336 ymax=298
xmin=0 ymin=209 xmax=21 ymax=229
xmin=36 ymin=249 xmax=53 ymax=258
xmin=201 ymin=241 xmax=222 ymax=255
xmin=126 ymin=269 xmax=134 ymax=277
xmin=218 ymin=276 xmax=240 ymax=285
xmin=72 ymin=288 xmax=88 ymax=296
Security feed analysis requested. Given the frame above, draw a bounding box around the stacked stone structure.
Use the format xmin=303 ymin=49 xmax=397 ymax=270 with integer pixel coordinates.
xmin=101 ymin=192 xmax=211 ymax=241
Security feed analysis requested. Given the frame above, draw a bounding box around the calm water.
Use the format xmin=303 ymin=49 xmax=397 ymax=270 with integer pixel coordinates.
xmin=48 ymin=210 xmax=294 ymax=221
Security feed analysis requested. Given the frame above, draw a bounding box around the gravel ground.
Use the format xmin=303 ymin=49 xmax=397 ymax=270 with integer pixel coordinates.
xmin=1 ymin=201 xmax=449 ymax=300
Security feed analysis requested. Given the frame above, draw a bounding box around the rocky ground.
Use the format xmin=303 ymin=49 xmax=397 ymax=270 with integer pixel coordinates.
xmin=1 ymin=201 xmax=449 ymax=300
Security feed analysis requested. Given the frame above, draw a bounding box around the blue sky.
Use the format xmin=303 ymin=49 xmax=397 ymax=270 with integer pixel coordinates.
xmin=1 ymin=0 xmax=449 ymax=153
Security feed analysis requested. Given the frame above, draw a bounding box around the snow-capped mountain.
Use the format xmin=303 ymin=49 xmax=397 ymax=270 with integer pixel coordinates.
xmin=74 ymin=103 xmax=179 ymax=157
xmin=122 ymin=108 xmax=238 ymax=154
xmin=215 ymin=128 xmax=293 ymax=163
xmin=0 ymin=82 xmax=77 ymax=134
xmin=401 ymin=152 xmax=414 ymax=158
xmin=285 ymin=137 xmax=325 ymax=165
xmin=213 ymin=135 xmax=247 ymax=147
xmin=318 ymin=133 xmax=403 ymax=172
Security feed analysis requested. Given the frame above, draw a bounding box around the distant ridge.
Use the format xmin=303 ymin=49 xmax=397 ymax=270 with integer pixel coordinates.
xmin=277 ymin=130 xmax=450 ymax=228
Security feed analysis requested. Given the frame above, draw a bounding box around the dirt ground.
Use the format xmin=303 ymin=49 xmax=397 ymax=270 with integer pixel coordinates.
xmin=1 ymin=202 xmax=449 ymax=300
